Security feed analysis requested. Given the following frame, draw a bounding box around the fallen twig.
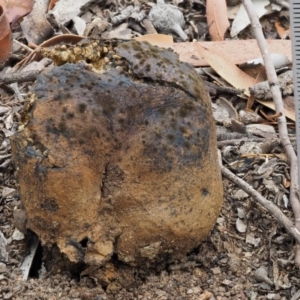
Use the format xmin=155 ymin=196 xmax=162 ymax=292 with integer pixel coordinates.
xmin=204 ymin=81 xmax=244 ymax=95
xmin=221 ymin=165 xmax=300 ymax=244
xmin=217 ymin=137 xmax=266 ymax=147
xmin=242 ymin=0 xmax=300 ymax=267
xmin=270 ymin=0 xmax=290 ymax=9
xmin=291 ymin=289 xmax=300 ymax=300
xmin=0 ymin=70 xmax=39 ymax=84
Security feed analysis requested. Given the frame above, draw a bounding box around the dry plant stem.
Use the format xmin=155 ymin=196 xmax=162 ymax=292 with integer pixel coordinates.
xmin=270 ymin=0 xmax=290 ymax=9
xmin=291 ymin=289 xmax=300 ymax=300
xmin=0 ymin=70 xmax=39 ymax=84
xmin=242 ymin=0 xmax=300 ymax=266
xmin=204 ymin=81 xmax=244 ymax=95
xmin=142 ymin=19 xmax=157 ymax=34
xmin=217 ymin=137 xmax=266 ymax=147
xmin=221 ymin=165 xmax=300 ymax=244
xmin=13 ymin=39 xmax=34 ymax=53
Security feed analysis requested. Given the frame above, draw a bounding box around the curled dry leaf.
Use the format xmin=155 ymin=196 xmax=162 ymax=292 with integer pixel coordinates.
xmin=48 ymin=0 xmax=94 ymax=25
xmin=101 ymin=23 xmax=135 ymax=40
xmin=236 ymin=218 xmax=247 ymax=233
xmin=84 ymin=17 xmax=109 ymax=36
xmin=206 ymin=0 xmax=230 ymax=41
xmin=72 ymin=16 xmax=86 ymax=36
xmin=254 ymin=90 xmax=295 ymax=122
xmin=0 ymin=0 xmax=34 ymax=23
xmin=0 ymin=5 xmax=12 ymax=63
xmin=20 ymin=0 xmax=54 ymax=45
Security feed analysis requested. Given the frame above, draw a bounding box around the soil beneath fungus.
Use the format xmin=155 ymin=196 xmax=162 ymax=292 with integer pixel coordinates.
xmin=1 ymin=1 xmax=300 ymax=299
xmin=1 ymin=166 xmax=300 ymax=299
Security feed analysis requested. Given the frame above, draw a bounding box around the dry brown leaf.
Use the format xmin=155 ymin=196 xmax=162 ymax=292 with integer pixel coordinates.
xmin=206 ymin=0 xmax=230 ymax=41
xmin=257 ymin=96 xmax=295 ymax=122
xmin=0 ymin=0 xmax=34 ymax=23
xmin=48 ymin=0 xmax=59 ymax=11
xmin=164 ymin=40 xmax=292 ymax=67
xmin=0 ymin=5 xmax=12 ymax=63
xmin=194 ymin=43 xmax=256 ymax=96
xmin=240 ymin=64 xmax=267 ymax=82
xmin=134 ymin=34 xmax=173 ymax=47
xmin=274 ymin=21 xmax=290 ymax=39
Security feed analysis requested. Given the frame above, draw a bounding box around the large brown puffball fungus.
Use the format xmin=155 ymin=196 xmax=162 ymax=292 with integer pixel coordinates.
xmin=11 ymin=40 xmax=223 ymax=269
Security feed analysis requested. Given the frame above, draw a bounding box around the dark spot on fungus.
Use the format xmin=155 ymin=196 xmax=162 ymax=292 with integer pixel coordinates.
xmin=58 ymin=121 xmax=67 ymax=132
xmin=92 ymin=109 xmax=100 ymax=117
xmin=78 ymin=138 xmax=85 ymax=145
xmin=202 ymin=188 xmax=208 ymax=196
xmin=118 ymin=117 xmax=125 ymax=124
xmin=152 ymin=53 xmax=160 ymax=59
xmin=132 ymin=44 xmax=143 ymax=52
xmin=179 ymin=102 xmax=195 ymax=118
xmin=145 ymin=64 xmax=151 ymax=72
xmin=180 ymin=126 xmax=187 ymax=134
xmin=155 ymin=132 xmax=162 ymax=138
xmin=134 ymin=53 xmax=143 ymax=59
xmin=120 ymin=43 xmax=130 ymax=50
xmin=167 ymin=134 xmax=175 ymax=142
xmin=88 ymin=126 xmax=100 ymax=138
xmin=66 ymin=112 xmax=75 ymax=119
xmin=184 ymin=142 xmax=191 ymax=149
xmin=41 ymin=198 xmax=59 ymax=213
xmin=77 ymin=103 xmax=87 ymax=113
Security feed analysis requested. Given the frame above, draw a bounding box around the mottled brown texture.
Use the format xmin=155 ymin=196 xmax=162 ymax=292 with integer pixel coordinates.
xmin=11 ymin=41 xmax=223 ymax=269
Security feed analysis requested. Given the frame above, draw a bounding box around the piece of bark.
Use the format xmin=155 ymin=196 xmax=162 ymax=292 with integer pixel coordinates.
xmin=249 ymin=70 xmax=293 ymax=99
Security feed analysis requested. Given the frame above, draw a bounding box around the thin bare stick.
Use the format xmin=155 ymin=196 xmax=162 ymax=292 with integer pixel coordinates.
xmin=0 ymin=70 xmax=39 ymax=84
xmin=142 ymin=19 xmax=157 ymax=34
xmin=217 ymin=137 xmax=270 ymax=147
xmin=291 ymin=289 xmax=300 ymax=300
xmin=270 ymin=0 xmax=290 ymax=9
xmin=221 ymin=165 xmax=300 ymax=244
xmin=241 ymin=0 xmax=300 ymax=266
xmin=13 ymin=39 xmax=34 ymax=53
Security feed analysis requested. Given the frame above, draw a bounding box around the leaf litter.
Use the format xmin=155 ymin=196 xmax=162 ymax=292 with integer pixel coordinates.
xmin=0 ymin=0 xmax=299 ymax=299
